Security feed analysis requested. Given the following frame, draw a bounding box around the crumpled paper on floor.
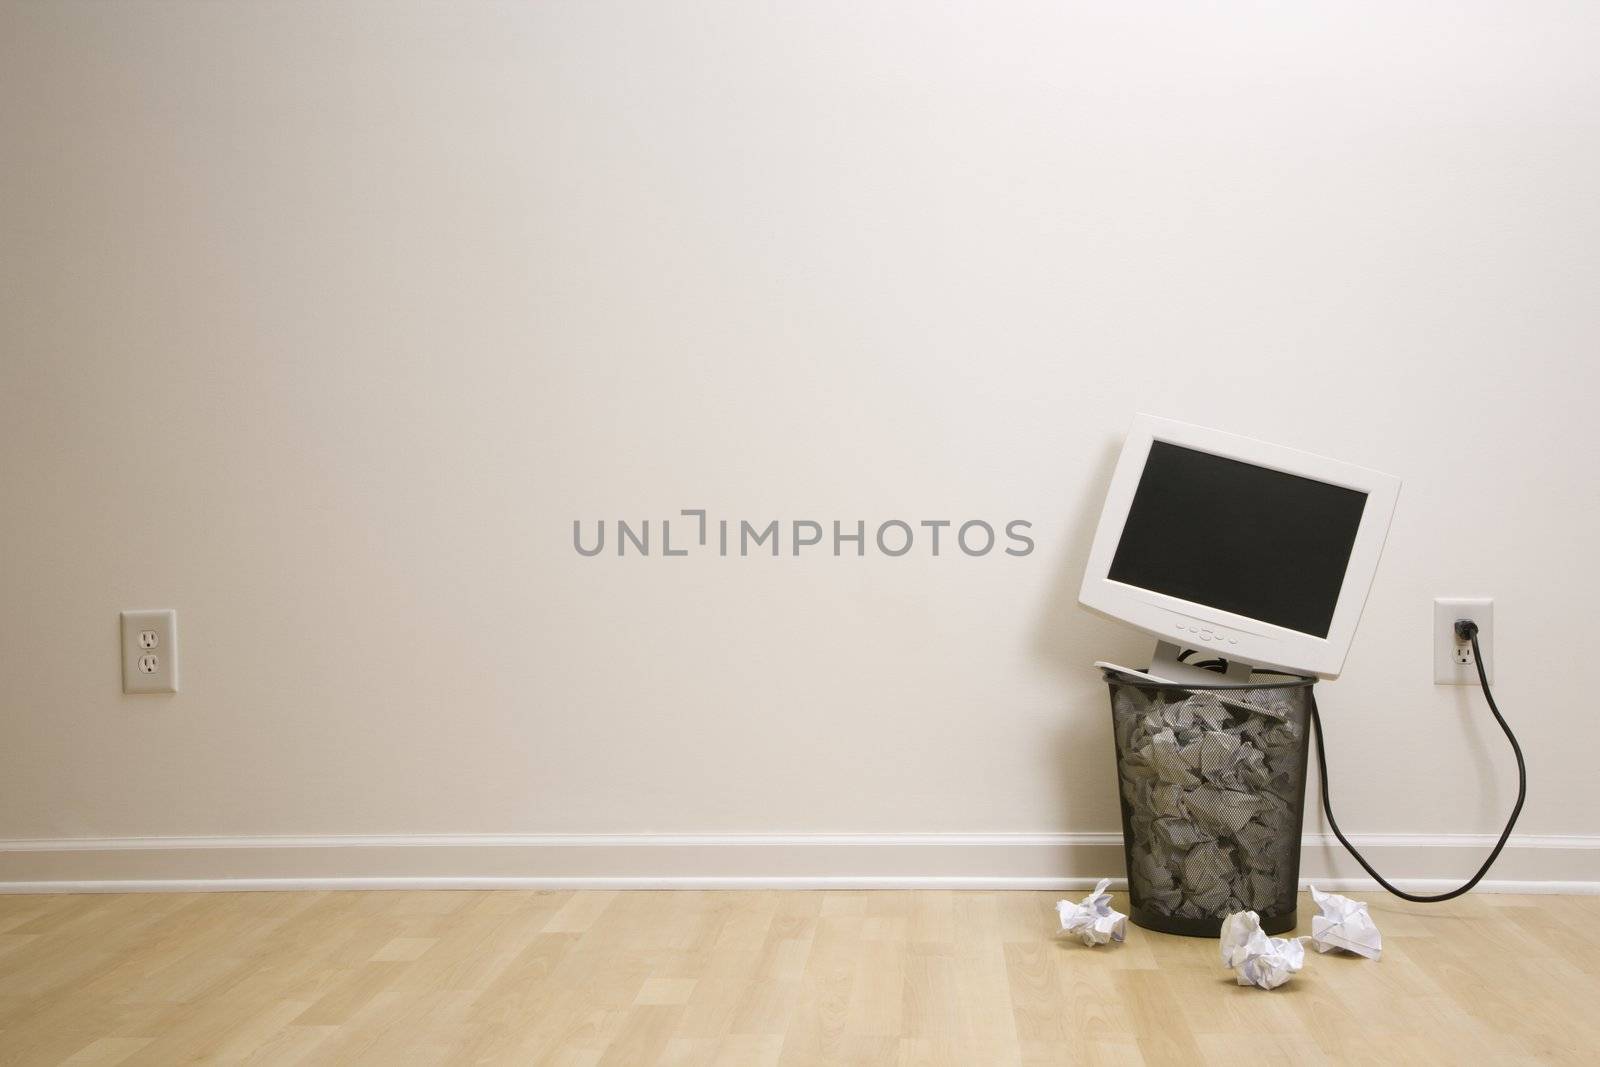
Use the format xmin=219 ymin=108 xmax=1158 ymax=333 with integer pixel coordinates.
xmin=1308 ymin=885 xmax=1382 ymax=960
xmin=1056 ymin=878 xmax=1128 ymax=946
xmin=1219 ymin=910 xmax=1305 ymax=989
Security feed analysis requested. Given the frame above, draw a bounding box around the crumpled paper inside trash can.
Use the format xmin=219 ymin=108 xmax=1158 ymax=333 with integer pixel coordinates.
xmin=1219 ymin=909 xmax=1305 ymax=989
xmin=1308 ymin=884 xmax=1382 ymax=960
xmin=1111 ymin=683 xmax=1305 ymax=919
xmin=1056 ymin=878 xmax=1128 ymax=946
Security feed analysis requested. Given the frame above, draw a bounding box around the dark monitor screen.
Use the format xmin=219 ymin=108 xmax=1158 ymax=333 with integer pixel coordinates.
xmin=1108 ymin=441 xmax=1368 ymax=638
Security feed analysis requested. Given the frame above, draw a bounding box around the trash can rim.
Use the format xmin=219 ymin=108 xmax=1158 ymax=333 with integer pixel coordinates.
xmin=1099 ymin=665 xmax=1316 ymax=691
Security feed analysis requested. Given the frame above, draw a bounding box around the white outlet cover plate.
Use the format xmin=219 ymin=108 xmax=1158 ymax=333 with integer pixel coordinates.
xmin=1434 ymin=597 xmax=1493 ymax=685
xmin=121 ymin=609 xmax=178 ymax=694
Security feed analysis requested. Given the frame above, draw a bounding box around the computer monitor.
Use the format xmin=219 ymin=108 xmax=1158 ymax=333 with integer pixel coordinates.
xmin=1079 ymin=414 xmax=1400 ymax=680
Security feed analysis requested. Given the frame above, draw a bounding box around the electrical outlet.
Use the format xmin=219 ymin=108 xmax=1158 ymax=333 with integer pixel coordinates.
xmin=122 ymin=609 xmax=178 ymax=694
xmin=1434 ymin=597 xmax=1493 ymax=685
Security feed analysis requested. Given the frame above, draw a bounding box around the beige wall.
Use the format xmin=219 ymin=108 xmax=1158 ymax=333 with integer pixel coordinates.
xmin=3 ymin=3 xmax=1597 ymax=872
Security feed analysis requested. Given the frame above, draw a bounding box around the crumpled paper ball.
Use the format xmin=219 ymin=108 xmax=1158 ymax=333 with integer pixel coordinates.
xmin=1219 ymin=909 xmax=1305 ymax=989
xmin=1308 ymin=885 xmax=1382 ymax=960
xmin=1056 ymin=878 xmax=1128 ymax=946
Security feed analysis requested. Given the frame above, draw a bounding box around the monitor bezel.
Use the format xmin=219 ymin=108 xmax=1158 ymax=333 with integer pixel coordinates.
xmin=1078 ymin=414 xmax=1401 ymax=679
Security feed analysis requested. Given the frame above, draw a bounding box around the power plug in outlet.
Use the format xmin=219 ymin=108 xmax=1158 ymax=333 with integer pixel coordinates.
xmin=122 ymin=609 xmax=178 ymax=694
xmin=1434 ymin=597 xmax=1493 ymax=685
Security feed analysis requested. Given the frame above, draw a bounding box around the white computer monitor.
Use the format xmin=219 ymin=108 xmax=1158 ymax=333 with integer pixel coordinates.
xmin=1079 ymin=414 xmax=1400 ymax=681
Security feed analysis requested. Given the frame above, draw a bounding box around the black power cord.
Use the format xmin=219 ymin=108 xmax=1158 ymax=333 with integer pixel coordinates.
xmin=1308 ymin=620 xmax=1528 ymax=902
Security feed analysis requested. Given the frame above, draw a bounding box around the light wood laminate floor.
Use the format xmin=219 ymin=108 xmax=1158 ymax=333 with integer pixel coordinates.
xmin=0 ymin=889 xmax=1596 ymax=1065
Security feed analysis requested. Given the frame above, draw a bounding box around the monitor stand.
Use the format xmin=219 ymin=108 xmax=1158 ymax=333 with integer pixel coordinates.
xmin=1147 ymin=640 xmax=1253 ymax=685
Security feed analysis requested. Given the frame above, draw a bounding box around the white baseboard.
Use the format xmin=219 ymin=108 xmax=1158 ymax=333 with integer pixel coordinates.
xmin=1 ymin=832 xmax=1596 ymax=894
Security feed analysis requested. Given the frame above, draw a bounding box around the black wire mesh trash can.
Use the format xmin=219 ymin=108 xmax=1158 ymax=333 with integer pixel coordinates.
xmin=1104 ymin=666 xmax=1314 ymax=937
